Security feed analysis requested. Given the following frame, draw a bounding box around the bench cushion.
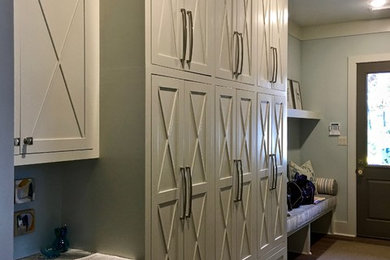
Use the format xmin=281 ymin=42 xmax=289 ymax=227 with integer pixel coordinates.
xmin=287 ymin=195 xmax=336 ymax=235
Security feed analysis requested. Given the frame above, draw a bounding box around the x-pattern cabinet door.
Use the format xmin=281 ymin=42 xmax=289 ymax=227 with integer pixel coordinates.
xmin=270 ymin=0 xmax=287 ymax=91
xmin=215 ymin=86 xmax=237 ymax=260
xmin=270 ymin=95 xmax=286 ymax=246
xmin=151 ymin=76 xmax=185 ymax=260
xmin=17 ymin=0 xmax=91 ymax=154
xmin=151 ymin=0 xmax=182 ymax=70
xmin=183 ymin=81 xmax=214 ymax=260
xmin=151 ymin=0 xmax=212 ymax=75
xmin=257 ymin=0 xmax=272 ymax=89
xmin=215 ymin=0 xmax=235 ymax=81
xmin=183 ymin=0 xmax=213 ymax=74
xmin=256 ymin=93 xmax=273 ymax=257
xmin=235 ymin=0 xmax=255 ymax=85
xmin=236 ymin=90 xmax=256 ymax=260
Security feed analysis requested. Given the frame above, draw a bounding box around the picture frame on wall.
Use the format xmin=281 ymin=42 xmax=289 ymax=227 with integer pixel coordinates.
xmin=291 ymin=80 xmax=303 ymax=110
xmin=287 ymin=79 xmax=295 ymax=109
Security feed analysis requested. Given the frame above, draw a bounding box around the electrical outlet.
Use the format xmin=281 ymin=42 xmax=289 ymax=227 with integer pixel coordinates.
xmin=338 ymin=136 xmax=348 ymax=146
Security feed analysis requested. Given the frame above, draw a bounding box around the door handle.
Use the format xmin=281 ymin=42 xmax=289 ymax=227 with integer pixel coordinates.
xmin=185 ymin=166 xmax=192 ymax=218
xmin=186 ymin=11 xmax=193 ymax=64
xmin=270 ymin=47 xmax=276 ymax=83
xmin=239 ymin=159 xmax=244 ymax=201
xmin=273 ymin=155 xmax=278 ymax=189
xmin=14 ymin=138 xmax=21 ymax=147
xmin=233 ymin=32 xmax=240 ymax=76
xmin=274 ymin=47 xmax=279 ymax=83
xmin=180 ymin=9 xmax=187 ymax=66
xmin=269 ymin=154 xmax=276 ymax=190
xmin=180 ymin=167 xmax=187 ymax=220
xmin=356 ymin=159 xmax=366 ymax=176
xmin=237 ymin=33 xmax=244 ymax=77
xmin=23 ymin=137 xmax=34 ymax=146
xmin=234 ymin=160 xmax=240 ymax=202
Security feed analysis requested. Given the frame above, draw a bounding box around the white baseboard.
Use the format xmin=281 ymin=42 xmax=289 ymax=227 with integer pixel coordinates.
xmin=332 ymin=220 xmax=356 ymax=237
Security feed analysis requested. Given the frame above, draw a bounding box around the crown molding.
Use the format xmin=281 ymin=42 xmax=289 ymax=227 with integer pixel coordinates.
xmin=289 ymin=18 xmax=390 ymax=41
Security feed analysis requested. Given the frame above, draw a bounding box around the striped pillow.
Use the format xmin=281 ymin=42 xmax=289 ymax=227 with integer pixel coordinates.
xmin=315 ymin=177 xmax=338 ymax=195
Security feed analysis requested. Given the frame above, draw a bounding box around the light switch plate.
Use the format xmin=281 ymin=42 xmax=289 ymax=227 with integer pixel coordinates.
xmin=338 ymin=136 xmax=348 ymax=146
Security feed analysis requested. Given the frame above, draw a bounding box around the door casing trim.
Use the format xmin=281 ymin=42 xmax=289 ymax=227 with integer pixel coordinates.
xmin=345 ymin=53 xmax=390 ymax=237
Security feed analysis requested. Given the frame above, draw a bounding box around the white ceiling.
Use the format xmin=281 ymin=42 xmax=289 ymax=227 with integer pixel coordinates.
xmin=289 ymin=0 xmax=390 ymax=27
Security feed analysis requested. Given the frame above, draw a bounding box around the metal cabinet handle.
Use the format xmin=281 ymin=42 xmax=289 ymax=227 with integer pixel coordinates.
xmin=180 ymin=9 xmax=187 ymax=66
xmin=186 ymin=11 xmax=193 ymax=64
xmin=274 ymin=47 xmax=278 ymax=83
xmin=269 ymin=154 xmax=275 ymax=190
xmin=180 ymin=167 xmax=187 ymax=220
xmin=273 ymin=155 xmax=278 ymax=189
xmin=239 ymin=159 xmax=244 ymax=201
xmin=185 ymin=166 xmax=192 ymax=218
xmin=237 ymin=33 xmax=244 ymax=77
xmin=233 ymin=32 xmax=240 ymax=76
xmin=234 ymin=160 xmax=240 ymax=202
xmin=23 ymin=137 xmax=34 ymax=146
xmin=14 ymin=138 xmax=21 ymax=147
xmin=270 ymin=47 xmax=276 ymax=83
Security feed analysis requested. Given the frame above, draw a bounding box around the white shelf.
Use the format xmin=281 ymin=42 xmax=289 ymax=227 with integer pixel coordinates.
xmin=287 ymin=109 xmax=321 ymax=120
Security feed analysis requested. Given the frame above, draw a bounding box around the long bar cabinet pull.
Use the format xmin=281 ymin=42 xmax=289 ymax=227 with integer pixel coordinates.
xmin=237 ymin=33 xmax=244 ymax=77
xmin=234 ymin=160 xmax=240 ymax=202
xmin=180 ymin=167 xmax=187 ymax=219
xmin=269 ymin=154 xmax=275 ymax=190
xmin=239 ymin=159 xmax=244 ymax=201
xmin=185 ymin=166 xmax=193 ymax=218
xmin=186 ymin=11 xmax=194 ymax=64
xmin=274 ymin=47 xmax=279 ymax=83
xmin=233 ymin=32 xmax=240 ymax=76
xmin=180 ymin=9 xmax=187 ymax=66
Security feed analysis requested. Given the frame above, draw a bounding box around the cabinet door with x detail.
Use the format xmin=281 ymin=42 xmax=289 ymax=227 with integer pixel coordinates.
xmin=17 ymin=0 xmax=91 ymax=154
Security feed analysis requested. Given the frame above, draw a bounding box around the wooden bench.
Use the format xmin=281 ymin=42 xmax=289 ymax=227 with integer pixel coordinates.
xmin=287 ymin=194 xmax=337 ymax=255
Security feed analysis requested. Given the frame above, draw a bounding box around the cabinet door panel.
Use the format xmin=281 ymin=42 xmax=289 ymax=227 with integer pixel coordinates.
xmin=183 ymin=82 xmax=214 ymax=260
xmin=270 ymin=0 xmax=287 ymax=91
xmin=235 ymin=0 xmax=255 ymax=84
xmin=184 ymin=0 xmax=212 ymax=75
xmin=258 ymin=0 xmax=271 ymax=88
xmin=14 ymin=0 xmax=22 ymax=155
xmin=151 ymin=76 xmax=185 ymax=260
xmin=270 ymin=95 xmax=286 ymax=246
xmin=151 ymin=0 xmax=182 ymax=70
xmin=256 ymin=94 xmax=272 ymax=256
xmin=215 ymin=86 xmax=236 ymax=260
xmin=236 ymin=90 xmax=256 ymax=260
xmin=19 ymin=0 xmax=89 ymax=154
xmin=215 ymin=0 xmax=235 ymax=80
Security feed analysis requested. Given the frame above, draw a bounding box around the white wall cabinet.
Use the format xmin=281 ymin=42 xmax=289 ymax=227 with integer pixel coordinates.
xmin=215 ymin=0 xmax=256 ymax=84
xmin=258 ymin=0 xmax=287 ymax=91
xmin=14 ymin=0 xmax=99 ymax=165
xmin=151 ymin=75 xmax=214 ymax=260
xmin=215 ymin=86 xmax=256 ymax=260
xmin=151 ymin=0 xmax=213 ymax=75
xmin=256 ymin=93 xmax=287 ymax=258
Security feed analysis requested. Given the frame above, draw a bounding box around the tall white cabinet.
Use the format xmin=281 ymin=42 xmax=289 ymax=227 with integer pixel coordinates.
xmin=147 ymin=0 xmax=287 ymax=259
xmin=14 ymin=0 xmax=99 ymax=165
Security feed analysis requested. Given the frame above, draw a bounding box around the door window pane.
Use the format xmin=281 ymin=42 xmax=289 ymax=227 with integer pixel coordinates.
xmin=367 ymin=72 xmax=390 ymax=166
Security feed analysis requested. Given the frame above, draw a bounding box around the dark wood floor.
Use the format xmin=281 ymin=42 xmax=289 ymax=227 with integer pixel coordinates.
xmin=288 ymin=233 xmax=390 ymax=260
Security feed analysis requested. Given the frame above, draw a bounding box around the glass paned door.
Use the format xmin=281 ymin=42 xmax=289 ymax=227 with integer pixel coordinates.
xmin=357 ymin=61 xmax=390 ymax=240
xmin=367 ymin=72 xmax=390 ymax=166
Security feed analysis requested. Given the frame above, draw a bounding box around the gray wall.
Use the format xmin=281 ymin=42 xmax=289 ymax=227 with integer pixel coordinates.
xmin=287 ymin=35 xmax=303 ymax=164
xmin=14 ymin=165 xmax=64 ymax=259
xmin=300 ymin=32 xmax=390 ymax=221
xmin=0 ymin=1 xmax=14 ymax=259
xmin=61 ymin=0 xmax=145 ymax=258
